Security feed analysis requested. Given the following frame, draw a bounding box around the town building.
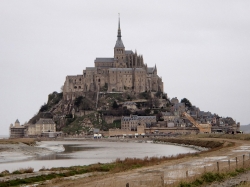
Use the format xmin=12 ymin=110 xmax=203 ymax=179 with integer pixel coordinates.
xmin=63 ymin=17 xmax=164 ymax=101
xmin=9 ymin=119 xmax=26 ymax=138
xmin=121 ymin=115 xmax=156 ymax=131
xmin=27 ymin=118 xmax=56 ymax=136
xmin=122 ymin=101 xmax=137 ymax=111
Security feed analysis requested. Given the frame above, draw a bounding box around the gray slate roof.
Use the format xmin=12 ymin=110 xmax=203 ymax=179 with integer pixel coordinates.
xmin=125 ymin=50 xmax=133 ymax=54
xmin=109 ymin=68 xmax=145 ymax=72
xmin=95 ymin=58 xmax=114 ymax=62
xmin=36 ymin=118 xmax=55 ymax=125
xmin=15 ymin=119 xmax=20 ymax=123
xmin=122 ymin=115 xmax=156 ymax=121
xmin=115 ymin=38 xmax=125 ymax=48
xmin=86 ymin=67 xmax=97 ymax=71
xmin=147 ymin=67 xmax=155 ymax=73
xmin=162 ymin=112 xmax=174 ymax=116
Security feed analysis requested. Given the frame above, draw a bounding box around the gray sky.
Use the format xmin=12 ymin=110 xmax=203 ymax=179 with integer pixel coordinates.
xmin=1 ymin=0 xmax=250 ymax=135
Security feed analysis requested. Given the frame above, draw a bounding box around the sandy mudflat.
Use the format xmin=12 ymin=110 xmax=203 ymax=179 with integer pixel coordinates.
xmin=0 ymin=142 xmax=55 ymax=163
xmin=36 ymin=138 xmax=250 ymax=187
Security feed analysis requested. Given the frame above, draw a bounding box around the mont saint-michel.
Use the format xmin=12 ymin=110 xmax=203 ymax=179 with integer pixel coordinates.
xmin=3 ymin=16 xmax=250 ymax=187
xmin=9 ymin=18 xmax=240 ymax=139
xmin=63 ymin=18 xmax=163 ymax=100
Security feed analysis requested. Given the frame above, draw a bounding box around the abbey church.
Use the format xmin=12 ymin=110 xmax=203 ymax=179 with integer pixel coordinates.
xmin=63 ymin=18 xmax=164 ymax=100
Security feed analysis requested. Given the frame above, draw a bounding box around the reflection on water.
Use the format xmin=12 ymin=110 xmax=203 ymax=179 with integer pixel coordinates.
xmin=63 ymin=144 xmax=103 ymax=153
xmin=37 ymin=144 xmax=103 ymax=160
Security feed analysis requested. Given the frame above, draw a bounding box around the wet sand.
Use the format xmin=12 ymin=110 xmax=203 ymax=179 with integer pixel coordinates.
xmin=36 ymin=138 xmax=250 ymax=187
xmin=0 ymin=140 xmax=197 ymax=172
xmin=0 ymin=143 xmax=56 ymax=164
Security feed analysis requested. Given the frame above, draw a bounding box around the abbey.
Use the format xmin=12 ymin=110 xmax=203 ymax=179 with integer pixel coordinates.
xmin=63 ymin=18 xmax=164 ymax=100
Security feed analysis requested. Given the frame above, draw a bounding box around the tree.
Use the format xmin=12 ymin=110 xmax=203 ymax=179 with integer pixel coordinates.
xmin=155 ymin=91 xmax=162 ymax=98
xmin=112 ymin=101 xmax=119 ymax=109
xmin=181 ymin=98 xmax=192 ymax=108
xmin=39 ymin=103 xmax=48 ymax=112
xmin=74 ymin=96 xmax=83 ymax=107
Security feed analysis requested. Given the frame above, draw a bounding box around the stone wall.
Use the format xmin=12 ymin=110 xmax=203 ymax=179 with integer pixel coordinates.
xmin=144 ymin=127 xmax=198 ymax=134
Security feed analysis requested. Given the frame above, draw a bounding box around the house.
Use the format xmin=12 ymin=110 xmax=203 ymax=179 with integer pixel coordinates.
xmin=123 ymin=101 xmax=137 ymax=111
xmin=27 ymin=118 xmax=56 ymax=136
xmin=9 ymin=119 xmax=26 ymax=138
xmin=121 ymin=115 xmax=156 ymax=131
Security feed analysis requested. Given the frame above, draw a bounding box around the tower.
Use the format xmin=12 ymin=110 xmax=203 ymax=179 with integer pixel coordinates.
xmin=114 ymin=14 xmax=126 ymax=68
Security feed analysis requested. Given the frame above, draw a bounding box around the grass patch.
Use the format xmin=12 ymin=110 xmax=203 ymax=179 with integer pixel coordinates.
xmin=155 ymin=138 xmax=224 ymax=149
xmin=0 ymin=138 xmax=36 ymax=145
xmin=177 ymin=168 xmax=248 ymax=187
xmin=12 ymin=167 xmax=34 ymax=175
xmin=194 ymin=133 xmax=250 ymax=141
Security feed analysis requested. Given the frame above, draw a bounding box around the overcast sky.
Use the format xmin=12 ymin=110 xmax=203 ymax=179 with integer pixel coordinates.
xmin=1 ymin=0 xmax=250 ymax=135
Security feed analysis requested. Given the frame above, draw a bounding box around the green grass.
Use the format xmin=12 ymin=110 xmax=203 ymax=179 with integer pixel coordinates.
xmin=178 ymin=168 xmax=248 ymax=187
xmin=155 ymin=138 xmax=224 ymax=149
xmin=195 ymin=133 xmax=250 ymax=141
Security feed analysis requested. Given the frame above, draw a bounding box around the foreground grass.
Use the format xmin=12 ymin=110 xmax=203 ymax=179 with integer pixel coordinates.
xmin=155 ymin=138 xmax=224 ymax=149
xmin=193 ymin=133 xmax=250 ymax=141
xmin=177 ymin=168 xmax=248 ymax=187
xmin=0 ymin=138 xmax=36 ymax=145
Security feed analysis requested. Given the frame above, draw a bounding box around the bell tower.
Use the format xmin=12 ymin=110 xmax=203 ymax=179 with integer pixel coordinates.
xmin=114 ymin=14 xmax=126 ymax=68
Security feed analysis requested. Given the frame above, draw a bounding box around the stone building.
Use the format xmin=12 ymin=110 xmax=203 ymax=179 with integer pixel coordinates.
xmin=9 ymin=119 xmax=26 ymax=138
xmin=122 ymin=101 xmax=137 ymax=111
xmin=63 ymin=18 xmax=164 ymax=100
xmin=162 ymin=112 xmax=176 ymax=122
xmin=121 ymin=115 xmax=156 ymax=131
xmin=27 ymin=118 xmax=56 ymax=136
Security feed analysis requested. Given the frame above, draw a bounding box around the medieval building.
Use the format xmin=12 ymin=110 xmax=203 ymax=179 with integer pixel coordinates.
xmin=63 ymin=18 xmax=164 ymax=100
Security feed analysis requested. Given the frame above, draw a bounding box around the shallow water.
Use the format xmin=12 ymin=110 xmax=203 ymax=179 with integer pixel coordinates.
xmin=0 ymin=140 xmax=197 ymax=172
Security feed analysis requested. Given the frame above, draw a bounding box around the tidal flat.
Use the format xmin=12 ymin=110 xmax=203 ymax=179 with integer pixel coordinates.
xmin=0 ymin=140 xmax=198 ymax=172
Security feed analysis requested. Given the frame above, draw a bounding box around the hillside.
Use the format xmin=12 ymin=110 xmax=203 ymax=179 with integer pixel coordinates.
xmin=28 ymin=90 xmax=240 ymax=136
xmin=28 ymin=90 xmax=169 ymax=135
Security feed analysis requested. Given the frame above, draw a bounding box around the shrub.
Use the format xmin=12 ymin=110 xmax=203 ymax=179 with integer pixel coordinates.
xmin=12 ymin=170 xmax=22 ymax=174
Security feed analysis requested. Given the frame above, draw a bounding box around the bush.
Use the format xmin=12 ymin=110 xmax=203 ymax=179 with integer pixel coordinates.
xmin=12 ymin=170 xmax=22 ymax=174
xmin=39 ymin=104 xmax=48 ymax=112
xmin=112 ymin=101 xmax=119 ymax=109
xmin=139 ymin=91 xmax=151 ymax=100
xmin=12 ymin=167 xmax=34 ymax=175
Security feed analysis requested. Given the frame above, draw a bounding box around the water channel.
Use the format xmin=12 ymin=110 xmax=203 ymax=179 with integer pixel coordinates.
xmin=0 ymin=140 xmax=197 ymax=171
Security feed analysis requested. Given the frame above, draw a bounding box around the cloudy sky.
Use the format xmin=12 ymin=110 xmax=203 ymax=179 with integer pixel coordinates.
xmin=1 ymin=0 xmax=250 ymax=135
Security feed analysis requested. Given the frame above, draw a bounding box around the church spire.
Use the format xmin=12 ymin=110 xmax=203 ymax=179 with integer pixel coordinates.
xmin=115 ymin=13 xmax=124 ymax=48
xmin=117 ymin=13 xmax=121 ymax=38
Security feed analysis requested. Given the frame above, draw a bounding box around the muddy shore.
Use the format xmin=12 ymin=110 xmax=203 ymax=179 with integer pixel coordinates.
xmin=35 ymin=138 xmax=250 ymax=187
xmin=0 ymin=143 xmax=55 ymax=164
xmin=1 ymin=138 xmax=250 ymax=187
